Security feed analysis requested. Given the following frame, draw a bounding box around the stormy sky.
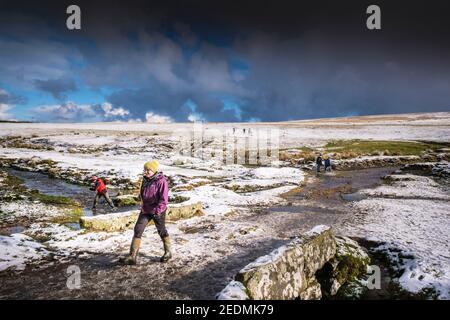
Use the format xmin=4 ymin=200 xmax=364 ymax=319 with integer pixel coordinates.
xmin=0 ymin=0 xmax=449 ymax=123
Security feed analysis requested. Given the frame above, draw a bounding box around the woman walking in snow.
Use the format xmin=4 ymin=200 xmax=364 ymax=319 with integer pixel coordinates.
xmin=121 ymin=160 xmax=172 ymax=265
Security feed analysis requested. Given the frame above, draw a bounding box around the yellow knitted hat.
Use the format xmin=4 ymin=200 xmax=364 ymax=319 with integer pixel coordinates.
xmin=144 ymin=160 xmax=159 ymax=173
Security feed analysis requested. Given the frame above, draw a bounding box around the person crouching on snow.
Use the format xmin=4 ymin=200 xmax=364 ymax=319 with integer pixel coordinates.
xmin=122 ymin=160 xmax=171 ymax=265
xmin=90 ymin=176 xmax=115 ymax=210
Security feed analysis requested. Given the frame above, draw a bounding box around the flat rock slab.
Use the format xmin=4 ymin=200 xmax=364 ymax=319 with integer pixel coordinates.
xmin=80 ymin=201 xmax=203 ymax=232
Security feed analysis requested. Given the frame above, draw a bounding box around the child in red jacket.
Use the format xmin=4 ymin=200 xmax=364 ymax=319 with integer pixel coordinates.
xmin=90 ymin=176 xmax=115 ymax=210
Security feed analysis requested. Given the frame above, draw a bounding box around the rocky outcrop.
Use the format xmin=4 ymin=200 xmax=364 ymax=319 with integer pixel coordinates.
xmin=80 ymin=210 xmax=138 ymax=232
xmin=432 ymin=162 xmax=450 ymax=179
xmin=316 ymin=236 xmax=370 ymax=297
xmin=221 ymin=226 xmax=336 ymax=300
xmin=402 ymin=161 xmax=450 ymax=179
xmin=113 ymin=194 xmax=140 ymax=207
xmin=217 ymin=226 xmax=370 ymax=300
xmin=332 ymin=155 xmax=420 ymax=170
xmin=80 ymin=201 xmax=203 ymax=232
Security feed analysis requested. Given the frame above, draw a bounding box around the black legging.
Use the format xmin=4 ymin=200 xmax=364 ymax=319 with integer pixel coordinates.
xmin=133 ymin=210 xmax=168 ymax=239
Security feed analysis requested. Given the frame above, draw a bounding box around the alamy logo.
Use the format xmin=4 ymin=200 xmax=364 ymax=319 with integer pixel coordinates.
xmin=66 ymin=5 xmax=381 ymax=31
xmin=367 ymin=265 xmax=381 ymax=289
xmin=66 ymin=265 xmax=81 ymax=289
xmin=66 ymin=5 xmax=81 ymax=30
xmin=172 ymin=123 xmax=280 ymax=166
xmin=366 ymin=5 xmax=381 ymax=30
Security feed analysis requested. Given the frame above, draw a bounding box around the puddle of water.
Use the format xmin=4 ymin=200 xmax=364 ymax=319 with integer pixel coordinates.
xmin=269 ymin=205 xmax=338 ymax=215
xmin=6 ymin=168 xmax=139 ymax=219
xmin=0 ymin=225 xmax=26 ymax=236
xmin=341 ymin=193 xmax=368 ymax=202
xmin=285 ymin=166 xmax=398 ymax=204
xmin=64 ymin=222 xmax=82 ymax=230
xmin=7 ymin=168 xmax=92 ymax=200
xmin=257 ymin=166 xmax=401 ymax=238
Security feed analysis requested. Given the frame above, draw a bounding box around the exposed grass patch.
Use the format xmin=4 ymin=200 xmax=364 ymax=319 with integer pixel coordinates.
xmin=324 ymin=140 xmax=446 ymax=157
xmin=281 ymin=140 xmax=448 ymax=163
xmin=0 ymin=169 xmax=28 ymax=201
xmin=113 ymin=194 xmax=140 ymax=207
xmin=224 ymin=183 xmax=286 ymax=193
xmin=279 ymin=146 xmax=316 ymax=163
xmin=50 ymin=207 xmax=84 ymax=224
xmin=170 ymin=195 xmax=190 ymax=204
xmin=280 ymin=151 xmax=316 ymax=162
xmin=334 ymin=254 xmax=370 ymax=285
xmin=29 ymin=190 xmax=80 ymax=206
xmin=2 ymin=171 xmax=26 ymax=190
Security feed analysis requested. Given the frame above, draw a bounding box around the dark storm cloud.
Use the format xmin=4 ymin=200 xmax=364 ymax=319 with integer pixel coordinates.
xmin=0 ymin=0 xmax=449 ymax=122
xmin=0 ymin=89 xmax=26 ymax=105
xmin=33 ymin=77 xmax=77 ymax=101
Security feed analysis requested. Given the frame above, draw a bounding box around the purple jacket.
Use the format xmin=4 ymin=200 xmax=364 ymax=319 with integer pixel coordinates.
xmin=140 ymin=172 xmax=168 ymax=215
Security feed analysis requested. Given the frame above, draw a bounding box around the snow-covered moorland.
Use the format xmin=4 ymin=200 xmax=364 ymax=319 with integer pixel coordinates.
xmin=342 ymin=167 xmax=450 ymax=299
xmin=0 ymin=112 xmax=449 ymax=299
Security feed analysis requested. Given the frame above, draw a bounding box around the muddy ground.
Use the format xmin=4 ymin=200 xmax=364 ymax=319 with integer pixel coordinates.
xmin=0 ymin=167 xmax=401 ymax=299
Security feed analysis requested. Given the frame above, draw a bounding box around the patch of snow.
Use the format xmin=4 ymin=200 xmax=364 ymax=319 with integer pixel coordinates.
xmin=0 ymin=201 xmax=68 ymax=223
xmin=178 ymin=185 xmax=294 ymax=216
xmin=345 ymin=197 xmax=450 ymax=299
xmin=359 ymin=175 xmax=450 ymax=200
xmin=216 ymin=281 xmax=249 ymax=300
xmin=305 ymin=225 xmax=330 ymax=236
xmin=0 ymin=234 xmax=50 ymax=271
xmin=251 ymin=167 xmax=304 ymax=182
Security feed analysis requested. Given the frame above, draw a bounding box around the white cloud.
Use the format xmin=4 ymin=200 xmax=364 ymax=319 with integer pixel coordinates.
xmin=187 ymin=113 xmax=205 ymax=122
xmin=30 ymin=101 xmax=133 ymax=122
xmin=32 ymin=102 xmax=97 ymax=122
xmin=101 ymin=102 xmax=130 ymax=117
xmin=145 ymin=112 xmax=173 ymax=123
xmin=0 ymin=103 xmax=16 ymax=121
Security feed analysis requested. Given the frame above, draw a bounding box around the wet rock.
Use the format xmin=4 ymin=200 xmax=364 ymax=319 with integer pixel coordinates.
xmin=47 ymin=167 xmax=60 ymax=178
xmin=166 ymin=201 xmax=203 ymax=222
xmin=113 ymin=194 xmax=139 ymax=207
xmin=298 ymin=278 xmax=322 ymax=300
xmin=28 ymin=156 xmax=41 ymax=165
xmin=80 ymin=210 xmax=138 ymax=232
xmin=431 ymin=162 xmax=450 ymax=179
xmin=232 ymin=225 xmax=336 ymax=300
xmin=402 ymin=161 xmax=450 ymax=179
xmin=80 ymin=202 xmax=204 ymax=231
xmin=420 ymin=153 xmax=437 ymax=162
xmin=401 ymin=162 xmax=434 ymax=171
